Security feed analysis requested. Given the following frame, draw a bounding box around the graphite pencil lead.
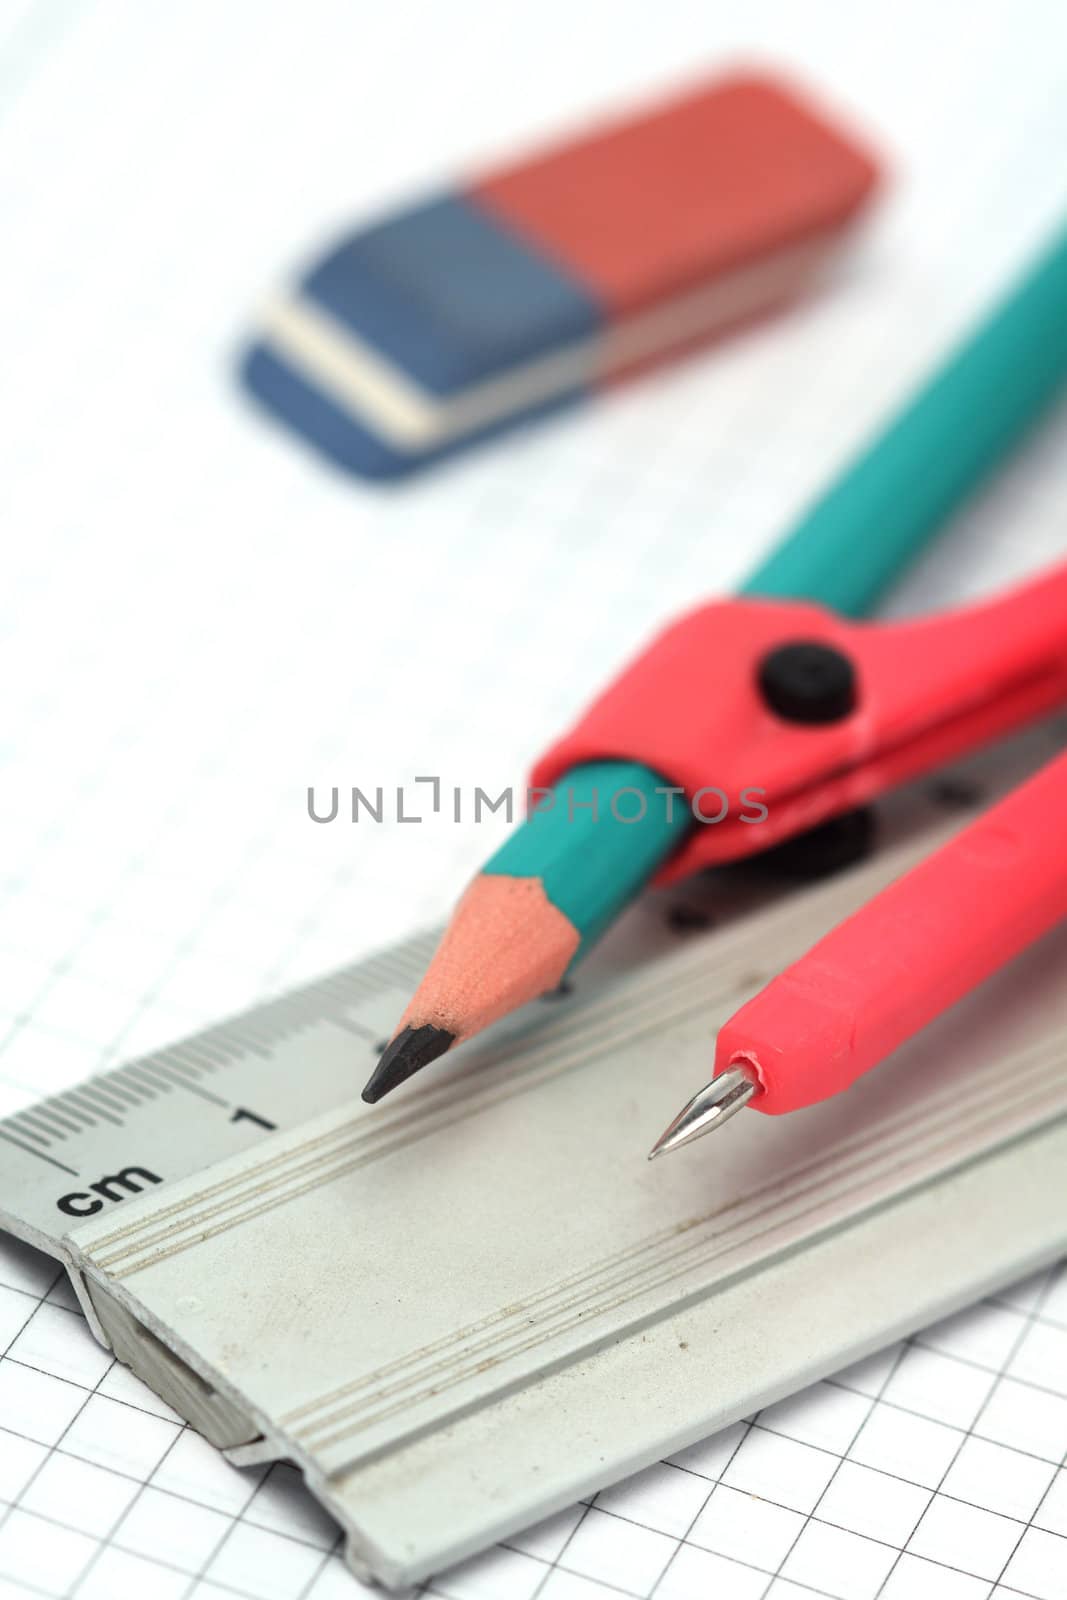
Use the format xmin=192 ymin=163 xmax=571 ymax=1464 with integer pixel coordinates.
xmin=363 ymin=873 xmax=581 ymax=1101
xmin=361 ymin=1024 xmax=456 ymax=1104
xmin=647 ymin=1067 xmax=757 ymax=1159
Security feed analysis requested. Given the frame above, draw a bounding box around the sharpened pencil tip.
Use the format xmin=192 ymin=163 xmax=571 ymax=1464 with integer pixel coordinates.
xmin=648 ymin=1067 xmax=758 ymax=1158
xmin=361 ymin=1024 xmax=456 ymax=1104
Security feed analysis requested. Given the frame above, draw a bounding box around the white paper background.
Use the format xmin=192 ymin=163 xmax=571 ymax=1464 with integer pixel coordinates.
xmin=1 ymin=1 xmax=1067 ymax=1596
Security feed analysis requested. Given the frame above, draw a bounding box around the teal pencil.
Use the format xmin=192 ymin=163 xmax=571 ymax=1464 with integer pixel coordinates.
xmin=363 ymin=222 xmax=1067 ymax=1104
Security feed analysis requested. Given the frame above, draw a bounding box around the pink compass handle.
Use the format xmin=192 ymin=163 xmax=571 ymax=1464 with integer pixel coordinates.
xmin=715 ymin=744 xmax=1067 ymax=1113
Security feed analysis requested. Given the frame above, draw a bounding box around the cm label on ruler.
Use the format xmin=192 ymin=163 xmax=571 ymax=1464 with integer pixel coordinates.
xmin=0 ymin=939 xmax=438 ymax=1250
xmin=53 ymin=1107 xmax=278 ymax=1220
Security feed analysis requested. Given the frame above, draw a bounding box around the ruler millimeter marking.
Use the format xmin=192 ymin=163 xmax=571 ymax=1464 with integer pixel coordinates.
xmin=0 ymin=931 xmax=442 ymax=1243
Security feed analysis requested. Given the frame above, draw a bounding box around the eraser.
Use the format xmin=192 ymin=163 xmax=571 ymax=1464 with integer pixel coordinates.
xmin=242 ymin=72 xmax=880 ymax=479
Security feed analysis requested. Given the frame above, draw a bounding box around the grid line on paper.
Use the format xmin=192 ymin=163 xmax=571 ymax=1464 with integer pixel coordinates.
xmin=984 ymin=1269 xmax=1067 ymax=1597
xmin=562 ymin=1441 xmax=1067 ymax=1563
xmin=838 ymin=1376 xmax=1067 ymax=1465
xmin=754 ymin=1340 xmax=911 ymax=1596
xmin=166 ymin=1460 xmax=272 ymax=1600
xmin=0 ymin=1427 xmax=323 ymax=1545
xmin=4 ymin=1375 xmax=1065 ymax=1587
xmin=526 ymin=1497 xmax=600 ymax=1600
xmin=994 ymin=1444 xmax=1067 ymax=1599
xmin=0 ymin=1321 xmax=122 ymax=1586
xmin=431 ymin=1502 xmax=1061 ymax=1600
xmin=803 ymin=1388 xmax=1067 ymax=1472
xmin=1 ymin=1497 xmax=337 ymax=1600
xmin=645 ymin=1426 xmax=756 ymax=1597
xmin=871 ymin=1267 xmax=1059 ymax=1597
xmin=291 ymin=1533 xmax=347 ymax=1600
xmin=567 ymin=1491 xmax=1050 ymax=1592
xmin=66 ymin=1428 xmax=194 ymax=1597
xmin=652 ymin=1445 xmax=1067 ymax=1545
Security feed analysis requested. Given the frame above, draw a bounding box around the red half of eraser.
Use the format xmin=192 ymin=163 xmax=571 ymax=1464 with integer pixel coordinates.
xmin=472 ymin=72 xmax=881 ymax=323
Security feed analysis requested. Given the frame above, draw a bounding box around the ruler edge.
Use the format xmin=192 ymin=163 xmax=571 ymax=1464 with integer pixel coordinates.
xmin=56 ymin=1014 xmax=1067 ymax=1469
xmin=63 ymin=1109 xmax=1067 ymax=1587
xmin=320 ymin=1113 xmax=1067 ymax=1585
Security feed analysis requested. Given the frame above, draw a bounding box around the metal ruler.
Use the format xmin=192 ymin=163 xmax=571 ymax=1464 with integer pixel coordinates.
xmin=1 ymin=730 xmax=1065 ymax=1588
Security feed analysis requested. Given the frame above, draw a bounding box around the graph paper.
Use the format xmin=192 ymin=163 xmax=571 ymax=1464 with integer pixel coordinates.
xmin=1 ymin=0 xmax=1066 ymax=1596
